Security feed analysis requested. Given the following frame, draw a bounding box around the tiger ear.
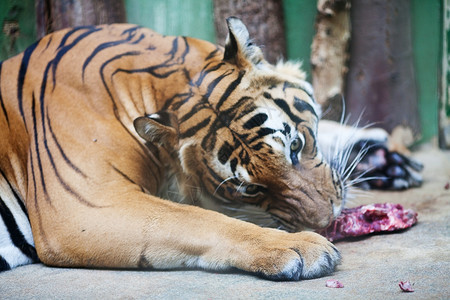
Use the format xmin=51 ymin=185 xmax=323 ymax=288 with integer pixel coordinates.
xmin=134 ymin=112 xmax=178 ymax=147
xmin=223 ymin=17 xmax=265 ymax=68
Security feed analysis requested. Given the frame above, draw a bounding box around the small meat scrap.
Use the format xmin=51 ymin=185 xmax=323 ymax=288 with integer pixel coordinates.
xmin=399 ymin=281 xmax=414 ymax=292
xmin=444 ymin=182 xmax=450 ymax=190
xmin=325 ymin=279 xmax=344 ymax=288
xmin=317 ymin=203 xmax=418 ymax=242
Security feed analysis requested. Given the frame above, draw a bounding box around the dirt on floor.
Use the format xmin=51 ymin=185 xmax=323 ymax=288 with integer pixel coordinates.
xmin=1 ymin=143 xmax=449 ymax=299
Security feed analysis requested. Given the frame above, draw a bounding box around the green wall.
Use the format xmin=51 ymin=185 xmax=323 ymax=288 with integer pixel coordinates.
xmin=0 ymin=0 xmax=36 ymax=61
xmin=411 ymin=0 xmax=442 ymax=143
xmin=283 ymin=0 xmax=316 ymax=81
xmin=125 ymin=0 xmax=215 ymax=42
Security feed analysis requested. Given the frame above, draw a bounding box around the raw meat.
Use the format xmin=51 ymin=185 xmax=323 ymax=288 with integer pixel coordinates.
xmin=325 ymin=279 xmax=344 ymax=288
xmin=317 ymin=203 xmax=418 ymax=242
xmin=399 ymin=281 xmax=414 ymax=292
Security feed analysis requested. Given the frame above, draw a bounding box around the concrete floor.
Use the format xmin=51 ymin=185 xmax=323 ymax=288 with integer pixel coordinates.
xmin=1 ymin=143 xmax=449 ymax=299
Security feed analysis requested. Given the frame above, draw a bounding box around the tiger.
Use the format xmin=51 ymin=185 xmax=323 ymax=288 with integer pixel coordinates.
xmin=0 ymin=17 xmax=422 ymax=280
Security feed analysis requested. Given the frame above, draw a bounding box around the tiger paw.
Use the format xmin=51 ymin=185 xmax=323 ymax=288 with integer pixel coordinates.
xmin=348 ymin=140 xmax=423 ymax=190
xmin=241 ymin=230 xmax=341 ymax=281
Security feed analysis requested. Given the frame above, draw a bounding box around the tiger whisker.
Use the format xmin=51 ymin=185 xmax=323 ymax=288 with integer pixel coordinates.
xmin=213 ymin=176 xmax=238 ymax=196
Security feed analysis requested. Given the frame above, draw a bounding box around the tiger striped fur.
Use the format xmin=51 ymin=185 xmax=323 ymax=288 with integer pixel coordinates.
xmin=0 ymin=17 xmax=395 ymax=280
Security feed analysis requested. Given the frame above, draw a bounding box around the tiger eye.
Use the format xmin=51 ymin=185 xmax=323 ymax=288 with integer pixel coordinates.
xmin=245 ymin=184 xmax=259 ymax=194
xmin=290 ymin=138 xmax=302 ymax=152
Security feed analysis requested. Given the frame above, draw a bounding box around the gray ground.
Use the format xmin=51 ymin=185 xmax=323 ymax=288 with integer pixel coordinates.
xmin=1 ymin=143 xmax=449 ymax=299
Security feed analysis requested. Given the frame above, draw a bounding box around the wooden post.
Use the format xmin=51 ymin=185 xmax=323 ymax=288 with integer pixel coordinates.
xmin=35 ymin=0 xmax=126 ymax=38
xmin=213 ymin=0 xmax=286 ymax=64
xmin=310 ymin=0 xmax=351 ymax=121
xmin=345 ymin=0 xmax=420 ymax=141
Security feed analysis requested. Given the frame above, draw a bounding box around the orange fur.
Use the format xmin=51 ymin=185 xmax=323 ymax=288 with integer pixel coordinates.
xmin=0 ymin=19 xmax=341 ymax=279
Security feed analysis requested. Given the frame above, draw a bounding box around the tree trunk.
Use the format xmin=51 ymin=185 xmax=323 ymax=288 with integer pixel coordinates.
xmin=311 ymin=0 xmax=351 ymax=121
xmin=213 ymin=0 xmax=286 ymax=64
xmin=36 ymin=0 xmax=126 ymax=38
xmin=345 ymin=0 xmax=420 ymax=140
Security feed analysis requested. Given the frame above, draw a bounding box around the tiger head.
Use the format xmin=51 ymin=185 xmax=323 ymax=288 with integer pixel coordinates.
xmin=135 ymin=18 xmax=345 ymax=232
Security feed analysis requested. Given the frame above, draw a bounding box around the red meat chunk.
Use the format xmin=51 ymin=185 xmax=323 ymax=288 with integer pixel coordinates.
xmin=325 ymin=279 xmax=344 ymax=288
xmin=317 ymin=203 xmax=418 ymax=242
xmin=399 ymin=281 xmax=414 ymax=292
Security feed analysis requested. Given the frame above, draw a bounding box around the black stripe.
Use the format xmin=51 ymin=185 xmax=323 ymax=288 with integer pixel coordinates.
xmin=282 ymin=123 xmax=291 ymax=136
xmin=205 ymin=47 xmax=221 ymax=61
xmin=112 ymin=37 xmax=185 ymax=80
xmin=218 ymin=141 xmax=234 ymax=164
xmin=215 ymin=70 xmax=245 ymax=110
xmin=247 ymin=128 xmax=276 ymax=144
xmin=0 ymin=169 xmax=27 ymax=217
xmin=42 ymin=126 xmax=101 ymax=209
xmin=180 ymin=117 xmax=211 ymax=139
xmin=113 ymin=63 xmax=178 ymax=79
xmin=57 ymin=26 xmax=98 ymax=49
xmin=162 ymin=92 xmax=193 ymax=111
xmin=121 ymin=25 xmax=141 ymax=37
xmin=306 ymin=126 xmax=317 ymax=155
xmin=82 ymin=32 xmax=138 ymax=80
xmin=179 ymin=37 xmax=190 ymax=64
xmin=131 ymin=33 xmax=145 ymax=45
xmin=46 ymin=109 xmax=87 ymax=178
xmin=17 ymin=40 xmax=39 ymax=127
xmin=112 ymin=165 xmax=138 ymax=185
xmin=179 ymin=102 xmax=207 ymax=123
xmin=293 ymin=96 xmax=317 ymax=118
xmin=235 ymin=101 xmax=257 ymax=121
xmin=204 ymin=69 xmax=234 ymax=99
xmin=263 ymin=92 xmax=272 ymax=99
xmin=166 ymin=37 xmax=179 ymax=60
xmin=226 ymin=96 xmax=254 ymax=121
xmin=282 ymin=81 xmax=296 ymax=92
xmin=314 ymin=161 xmax=324 ymax=168
xmin=28 ymin=148 xmax=48 ymax=252
xmin=230 ymin=158 xmax=238 ymax=174
xmin=238 ymin=148 xmax=250 ymax=165
xmin=0 ymin=197 xmax=38 ymax=260
xmin=0 ymin=255 xmax=11 ymax=271
xmin=43 ymin=36 xmax=53 ymax=51
xmin=243 ymin=113 xmax=268 ymax=130
xmin=52 ymin=27 xmax=102 ymax=90
xmin=252 ymin=142 xmax=265 ymax=151
xmin=100 ymin=51 xmax=142 ymax=110
xmin=29 ymin=149 xmax=38 ymax=211
xmin=273 ymin=99 xmax=304 ymax=124
xmin=194 ymin=62 xmax=226 ymax=87
xmin=0 ymin=61 xmax=9 ymax=126
xmin=282 ymin=81 xmax=315 ymax=100
xmin=31 ymin=93 xmax=50 ymax=203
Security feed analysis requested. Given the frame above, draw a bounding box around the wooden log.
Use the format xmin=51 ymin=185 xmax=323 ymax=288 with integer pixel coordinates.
xmin=36 ymin=0 xmax=126 ymax=38
xmin=345 ymin=0 xmax=420 ymax=140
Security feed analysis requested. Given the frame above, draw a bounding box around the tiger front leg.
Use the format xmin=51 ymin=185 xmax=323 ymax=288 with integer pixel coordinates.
xmin=31 ymin=192 xmax=340 ymax=281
